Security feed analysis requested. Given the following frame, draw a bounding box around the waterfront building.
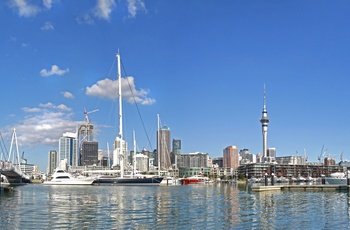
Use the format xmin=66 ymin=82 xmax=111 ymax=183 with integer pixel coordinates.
xmin=237 ymin=163 xmax=343 ymax=179
xmin=112 ymin=137 xmax=128 ymax=168
xmin=81 ymin=142 xmax=99 ymax=166
xmin=266 ymin=148 xmax=276 ymax=163
xmin=177 ymin=152 xmax=210 ymax=177
xmin=47 ymin=150 xmax=58 ymax=175
xmin=77 ymin=109 xmax=98 ymax=166
xmin=324 ymin=157 xmax=336 ymax=166
xmin=177 ymin=152 xmax=209 ymax=168
xmin=157 ymin=125 xmax=171 ymax=170
xmin=16 ymin=153 xmax=37 ymax=176
xmin=212 ymin=157 xmax=223 ymax=168
xmin=58 ymin=132 xmax=78 ymax=168
xmin=100 ymin=156 xmax=109 ymax=167
xmin=134 ymin=153 xmax=149 ymax=172
xmin=276 ymin=156 xmax=307 ymax=165
xmin=259 ymin=85 xmax=270 ymax=162
xmin=171 ymin=139 xmax=181 ymax=166
xmin=223 ymin=146 xmax=239 ymax=169
xmin=239 ymin=149 xmax=256 ymax=164
xmin=178 ymin=167 xmax=210 ymax=178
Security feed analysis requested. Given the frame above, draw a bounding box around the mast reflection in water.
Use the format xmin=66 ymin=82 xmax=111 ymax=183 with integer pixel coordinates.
xmin=0 ymin=184 xmax=349 ymax=229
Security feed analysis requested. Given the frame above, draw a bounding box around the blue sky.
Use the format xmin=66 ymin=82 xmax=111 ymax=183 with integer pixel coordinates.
xmin=1 ymin=0 xmax=350 ymax=171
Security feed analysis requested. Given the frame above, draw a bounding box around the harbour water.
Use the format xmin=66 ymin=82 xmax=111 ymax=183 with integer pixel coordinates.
xmin=1 ymin=183 xmax=350 ymax=229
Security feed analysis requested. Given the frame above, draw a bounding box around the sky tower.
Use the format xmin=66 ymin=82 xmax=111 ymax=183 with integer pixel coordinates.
xmin=259 ymin=84 xmax=270 ymax=161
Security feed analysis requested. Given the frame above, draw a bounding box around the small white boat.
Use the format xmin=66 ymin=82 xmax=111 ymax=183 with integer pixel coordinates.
xmin=296 ymin=175 xmax=306 ymax=183
xmin=1 ymin=175 xmax=10 ymax=187
xmin=43 ymin=169 xmax=94 ymax=185
xmin=325 ymin=172 xmax=348 ymax=185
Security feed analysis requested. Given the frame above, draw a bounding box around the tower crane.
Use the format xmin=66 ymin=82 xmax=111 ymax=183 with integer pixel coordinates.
xmin=84 ymin=108 xmax=99 ymax=124
xmin=318 ymin=145 xmax=327 ymax=163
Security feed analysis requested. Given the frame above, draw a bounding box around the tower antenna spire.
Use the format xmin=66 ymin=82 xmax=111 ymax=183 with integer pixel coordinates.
xmin=260 ymin=84 xmax=270 ymax=162
xmin=263 ymin=83 xmax=267 ymax=110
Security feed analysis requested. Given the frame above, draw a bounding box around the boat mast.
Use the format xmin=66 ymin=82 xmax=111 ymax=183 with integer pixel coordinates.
xmin=157 ymin=114 xmax=160 ymax=177
xmin=117 ymin=52 xmax=124 ymax=178
xmin=133 ymin=130 xmax=136 ymax=176
xmin=107 ymin=142 xmax=110 ymax=168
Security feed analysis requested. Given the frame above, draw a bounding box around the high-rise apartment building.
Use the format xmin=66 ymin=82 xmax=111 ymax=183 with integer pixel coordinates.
xmin=223 ymin=146 xmax=239 ymax=169
xmin=157 ymin=126 xmax=171 ymax=170
xmin=77 ymin=122 xmax=95 ymax=166
xmin=81 ymin=141 xmax=99 ymax=166
xmin=58 ymin=132 xmax=77 ymax=168
xmin=171 ymin=139 xmax=181 ymax=166
xmin=47 ymin=150 xmax=58 ymax=175
xmin=113 ymin=137 xmax=128 ymax=168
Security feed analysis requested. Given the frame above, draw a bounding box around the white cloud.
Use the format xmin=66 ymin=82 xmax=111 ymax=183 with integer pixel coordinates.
xmin=9 ymin=0 xmax=41 ymax=17
xmin=77 ymin=0 xmax=115 ymax=24
xmin=86 ymin=77 xmax=156 ymax=105
xmin=2 ymin=103 xmax=78 ymax=147
xmin=62 ymin=91 xmax=74 ymax=99
xmin=41 ymin=21 xmax=54 ymax=31
xmin=43 ymin=0 xmax=53 ymax=9
xmin=127 ymin=0 xmax=146 ymax=18
xmin=94 ymin=0 xmax=116 ymax=20
xmin=77 ymin=13 xmax=95 ymax=25
xmin=40 ymin=65 xmax=69 ymax=77
xmin=9 ymin=0 xmax=57 ymax=17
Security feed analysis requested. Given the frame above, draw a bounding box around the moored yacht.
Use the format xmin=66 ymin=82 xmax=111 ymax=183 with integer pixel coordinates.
xmin=180 ymin=175 xmax=210 ymax=185
xmin=325 ymin=172 xmax=348 ymax=185
xmin=87 ymin=52 xmax=163 ymax=186
xmin=43 ymin=169 xmax=95 ymax=185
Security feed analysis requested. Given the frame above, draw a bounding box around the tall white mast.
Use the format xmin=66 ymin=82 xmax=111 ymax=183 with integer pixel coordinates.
xmin=157 ymin=114 xmax=161 ymax=176
xmin=117 ymin=52 xmax=124 ymax=178
xmin=133 ymin=130 xmax=136 ymax=176
xmin=107 ymin=142 xmax=110 ymax=168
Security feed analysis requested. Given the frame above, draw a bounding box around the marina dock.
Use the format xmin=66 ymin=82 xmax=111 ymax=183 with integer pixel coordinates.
xmin=251 ymin=184 xmax=350 ymax=192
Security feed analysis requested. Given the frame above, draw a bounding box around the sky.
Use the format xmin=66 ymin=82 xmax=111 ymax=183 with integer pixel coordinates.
xmin=1 ymin=0 xmax=350 ymax=172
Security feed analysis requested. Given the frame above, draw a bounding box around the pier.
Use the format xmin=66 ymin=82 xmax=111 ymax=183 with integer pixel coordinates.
xmin=251 ymin=184 xmax=350 ymax=192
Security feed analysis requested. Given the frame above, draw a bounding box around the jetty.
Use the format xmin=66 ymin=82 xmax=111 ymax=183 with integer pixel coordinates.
xmin=251 ymin=184 xmax=350 ymax=192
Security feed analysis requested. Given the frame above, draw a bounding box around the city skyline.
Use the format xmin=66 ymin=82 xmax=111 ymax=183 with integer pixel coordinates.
xmin=1 ymin=1 xmax=350 ymax=171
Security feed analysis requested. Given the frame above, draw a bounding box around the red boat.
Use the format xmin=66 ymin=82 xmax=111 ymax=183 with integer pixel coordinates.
xmin=180 ymin=175 xmax=210 ymax=185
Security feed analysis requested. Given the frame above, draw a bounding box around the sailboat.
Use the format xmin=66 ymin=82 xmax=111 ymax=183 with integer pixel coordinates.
xmin=92 ymin=52 xmax=163 ymax=186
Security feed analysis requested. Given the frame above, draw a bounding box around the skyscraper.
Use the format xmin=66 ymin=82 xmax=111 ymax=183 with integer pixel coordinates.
xmin=113 ymin=137 xmax=128 ymax=168
xmin=223 ymin=146 xmax=239 ymax=169
xmin=47 ymin=150 xmax=58 ymax=175
xmin=81 ymin=141 xmax=99 ymax=166
xmin=58 ymin=132 xmax=77 ymax=168
xmin=171 ymin=139 xmax=181 ymax=166
xmin=77 ymin=123 xmax=95 ymax=166
xmin=259 ymin=84 xmax=270 ymax=162
xmin=157 ymin=126 xmax=171 ymax=170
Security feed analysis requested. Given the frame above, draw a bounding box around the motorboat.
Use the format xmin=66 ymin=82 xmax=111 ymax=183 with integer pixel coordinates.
xmin=180 ymin=175 xmax=210 ymax=185
xmin=43 ymin=169 xmax=95 ymax=185
xmin=160 ymin=176 xmax=179 ymax=186
xmin=0 ymin=174 xmax=11 ymax=187
xmin=325 ymin=172 xmax=348 ymax=185
xmin=296 ymin=175 xmax=306 ymax=183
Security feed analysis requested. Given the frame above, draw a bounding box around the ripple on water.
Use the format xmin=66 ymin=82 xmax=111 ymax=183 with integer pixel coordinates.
xmin=1 ymin=184 xmax=350 ymax=229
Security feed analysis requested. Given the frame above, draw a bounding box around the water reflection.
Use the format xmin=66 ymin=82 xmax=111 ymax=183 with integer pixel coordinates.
xmin=1 ymin=184 xmax=350 ymax=229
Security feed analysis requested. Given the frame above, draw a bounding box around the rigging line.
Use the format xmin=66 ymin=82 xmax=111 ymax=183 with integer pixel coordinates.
xmin=120 ymin=59 xmax=153 ymax=151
